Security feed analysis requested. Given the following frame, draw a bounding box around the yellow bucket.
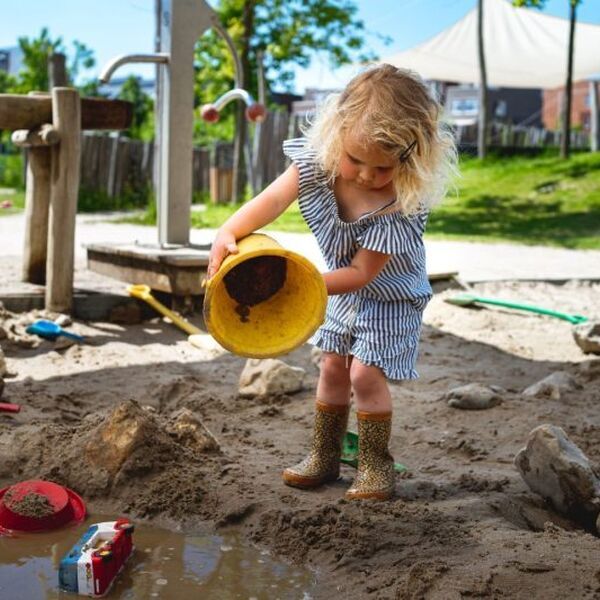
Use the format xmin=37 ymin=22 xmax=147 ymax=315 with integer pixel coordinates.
xmin=203 ymin=233 xmax=327 ymax=358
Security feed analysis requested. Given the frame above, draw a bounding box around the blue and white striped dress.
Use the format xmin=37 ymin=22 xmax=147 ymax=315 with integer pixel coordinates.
xmin=283 ymin=138 xmax=432 ymax=381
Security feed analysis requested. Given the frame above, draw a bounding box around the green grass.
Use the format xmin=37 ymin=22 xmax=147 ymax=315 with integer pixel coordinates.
xmin=183 ymin=152 xmax=600 ymax=248
xmin=125 ymin=196 xmax=308 ymax=232
xmin=3 ymin=150 xmax=600 ymax=248
xmin=0 ymin=188 xmax=25 ymax=214
xmin=427 ymin=151 xmax=600 ymax=249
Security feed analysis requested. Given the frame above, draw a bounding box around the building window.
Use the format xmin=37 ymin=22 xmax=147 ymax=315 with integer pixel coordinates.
xmin=451 ymin=98 xmax=478 ymax=116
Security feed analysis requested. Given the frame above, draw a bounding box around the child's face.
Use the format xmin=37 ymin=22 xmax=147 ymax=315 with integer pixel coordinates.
xmin=338 ymin=135 xmax=396 ymax=192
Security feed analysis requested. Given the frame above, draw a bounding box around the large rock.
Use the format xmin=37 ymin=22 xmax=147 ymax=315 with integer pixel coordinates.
xmin=515 ymin=424 xmax=600 ymax=525
xmin=238 ymin=358 xmax=305 ymax=398
xmin=573 ymin=321 xmax=600 ymax=355
xmin=445 ymin=383 xmax=502 ymax=410
xmin=522 ymin=371 xmax=579 ymax=400
xmin=578 ymin=359 xmax=600 ymax=381
xmin=166 ymin=408 xmax=220 ymax=453
xmin=85 ymin=400 xmax=175 ymax=476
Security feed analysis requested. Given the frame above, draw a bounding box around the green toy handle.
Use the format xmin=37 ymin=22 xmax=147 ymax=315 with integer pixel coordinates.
xmin=449 ymin=294 xmax=588 ymax=325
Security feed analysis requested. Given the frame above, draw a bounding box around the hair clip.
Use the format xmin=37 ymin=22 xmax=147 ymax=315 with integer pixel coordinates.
xmin=399 ymin=140 xmax=417 ymax=163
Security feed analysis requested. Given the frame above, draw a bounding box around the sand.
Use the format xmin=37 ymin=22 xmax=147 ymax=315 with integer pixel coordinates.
xmin=1 ymin=279 xmax=600 ymax=599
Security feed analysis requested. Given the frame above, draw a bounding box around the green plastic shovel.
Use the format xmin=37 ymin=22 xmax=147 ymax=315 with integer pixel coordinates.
xmin=445 ymin=293 xmax=588 ymax=325
xmin=341 ymin=431 xmax=407 ymax=473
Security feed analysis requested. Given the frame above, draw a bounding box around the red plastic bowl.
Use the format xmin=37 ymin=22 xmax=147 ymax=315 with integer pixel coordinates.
xmin=0 ymin=480 xmax=86 ymax=533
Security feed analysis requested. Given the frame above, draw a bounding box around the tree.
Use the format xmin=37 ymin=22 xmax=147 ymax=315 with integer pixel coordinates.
xmin=194 ymin=0 xmax=379 ymax=201
xmin=0 ymin=70 xmax=16 ymax=94
xmin=11 ymin=28 xmax=98 ymax=94
xmin=513 ymin=0 xmax=583 ymax=158
xmin=118 ymin=76 xmax=154 ymax=141
xmin=477 ymin=0 xmax=488 ymax=159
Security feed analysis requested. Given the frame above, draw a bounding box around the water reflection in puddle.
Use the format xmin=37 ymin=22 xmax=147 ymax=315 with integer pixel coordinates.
xmin=0 ymin=515 xmax=316 ymax=599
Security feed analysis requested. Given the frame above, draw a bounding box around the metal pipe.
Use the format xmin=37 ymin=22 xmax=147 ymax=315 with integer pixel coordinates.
xmin=212 ymin=88 xmax=256 ymax=111
xmin=210 ymin=16 xmax=242 ymax=88
xmin=98 ymin=53 xmax=170 ymax=84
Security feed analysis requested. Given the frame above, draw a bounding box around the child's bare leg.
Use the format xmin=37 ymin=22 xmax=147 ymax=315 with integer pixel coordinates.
xmin=348 ymin=361 xmax=391 ymax=413
xmin=316 ymin=351 xmax=352 ymax=406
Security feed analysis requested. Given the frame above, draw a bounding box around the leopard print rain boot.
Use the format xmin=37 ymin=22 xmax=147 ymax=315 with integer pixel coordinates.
xmin=345 ymin=411 xmax=395 ymax=500
xmin=282 ymin=401 xmax=349 ymax=488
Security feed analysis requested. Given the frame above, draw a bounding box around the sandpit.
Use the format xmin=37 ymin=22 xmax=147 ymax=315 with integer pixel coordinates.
xmin=1 ymin=280 xmax=599 ymax=599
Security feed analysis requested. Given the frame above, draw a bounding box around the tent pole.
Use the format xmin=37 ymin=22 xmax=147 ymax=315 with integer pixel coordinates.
xmin=590 ymin=81 xmax=599 ymax=153
xmin=477 ymin=0 xmax=488 ymax=159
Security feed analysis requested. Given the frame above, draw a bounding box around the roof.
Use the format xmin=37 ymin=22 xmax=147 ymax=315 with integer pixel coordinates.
xmin=383 ymin=0 xmax=600 ymax=89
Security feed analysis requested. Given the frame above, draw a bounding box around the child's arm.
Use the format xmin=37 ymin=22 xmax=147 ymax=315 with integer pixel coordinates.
xmin=324 ymin=249 xmax=391 ymax=295
xmin=207 ymin=165 xmax=299 ymax=278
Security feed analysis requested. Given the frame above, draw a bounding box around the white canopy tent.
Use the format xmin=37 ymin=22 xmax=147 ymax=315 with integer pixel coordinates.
xmin=384 ymin=0 xmax=600 ymax=89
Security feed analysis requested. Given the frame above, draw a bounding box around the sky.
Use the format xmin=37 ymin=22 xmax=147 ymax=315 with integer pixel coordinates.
xmin=1 ymin=0 xmax=599 ymax=94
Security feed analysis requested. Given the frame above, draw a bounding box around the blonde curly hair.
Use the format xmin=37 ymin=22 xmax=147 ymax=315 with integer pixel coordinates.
xmin=303 ymin=64 xmax=457 ymax=216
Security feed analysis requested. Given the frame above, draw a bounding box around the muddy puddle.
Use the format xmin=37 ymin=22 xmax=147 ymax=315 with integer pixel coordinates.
xmin=0 ymin=515 xmax=316 ymax=599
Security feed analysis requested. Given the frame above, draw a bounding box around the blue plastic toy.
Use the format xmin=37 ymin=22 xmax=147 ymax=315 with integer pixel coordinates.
xmin=26 ymin=319 xmax=85 ymax=342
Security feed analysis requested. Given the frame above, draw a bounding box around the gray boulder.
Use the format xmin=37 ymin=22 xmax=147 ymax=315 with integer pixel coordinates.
xmin=573 ymin=321 xmax=600 ymax=355
xmin=522 ymin=371 xmax=579 ymax=400
xmin=515 ymin=424 xmax=600 ymax=525
xmin=239 ymin=358 xmax=305 ymax=398
xmin=445 ymin=383 xmax=503 ymax=410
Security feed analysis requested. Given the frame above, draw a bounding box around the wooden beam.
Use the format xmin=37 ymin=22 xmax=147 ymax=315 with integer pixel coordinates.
xmin=46 ymin=88 xmax=81 ymax=313
xmin=11 ymin=124 xmax=60 ymax=147
xmin=0 ymin=93 xmax=132 ymax=131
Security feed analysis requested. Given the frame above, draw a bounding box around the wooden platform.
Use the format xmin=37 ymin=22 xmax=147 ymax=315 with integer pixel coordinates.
xmin=86 ymin=242 xmax=211 ymax=297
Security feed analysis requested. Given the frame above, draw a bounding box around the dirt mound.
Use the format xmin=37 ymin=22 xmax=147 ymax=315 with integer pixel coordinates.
xmin=0 ymin=400 xmax=225 ymax=519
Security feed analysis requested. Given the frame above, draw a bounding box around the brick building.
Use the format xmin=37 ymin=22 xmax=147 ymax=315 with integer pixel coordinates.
xmin=542 ymin=80 xmax=599 ymax=133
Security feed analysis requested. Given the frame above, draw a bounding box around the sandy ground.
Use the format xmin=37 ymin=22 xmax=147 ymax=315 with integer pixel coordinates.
xmin=1 ymin=279 xmax=600 ymax=599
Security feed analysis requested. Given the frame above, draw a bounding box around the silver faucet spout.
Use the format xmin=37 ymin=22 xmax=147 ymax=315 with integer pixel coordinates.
xmin=99 ymin=53 xmax=170 ymax=84
xmin=213 ymin=88 xmax=257 ymax=111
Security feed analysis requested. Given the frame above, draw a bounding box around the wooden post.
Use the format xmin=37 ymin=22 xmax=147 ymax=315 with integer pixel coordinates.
xmin=46 ymin=88 xmax=81 ymax=313
xmin=13 ymin=120 xmax=60 ymax=284
xmin=21 ymin=145 xmax=52 ymax=284
xmin=48 ymin=53 xmax=68 ymax=88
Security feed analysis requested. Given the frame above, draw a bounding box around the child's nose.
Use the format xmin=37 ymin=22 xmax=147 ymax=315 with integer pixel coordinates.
xmin=360 ymin=166 xmax=375 ymax=182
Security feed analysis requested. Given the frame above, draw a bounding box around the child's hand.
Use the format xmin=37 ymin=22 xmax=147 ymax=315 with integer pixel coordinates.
xmin=206 ymin=230 xmax=239 ymax=281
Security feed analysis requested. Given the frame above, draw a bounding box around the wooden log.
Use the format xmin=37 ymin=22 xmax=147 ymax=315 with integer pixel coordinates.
xmin=46 ymin=88 xmax=81 ymax=313
xmin=0 ymin=93 xmax=132 ymax=131
xmin=48 ymin=53 xmax=68 ymax=88
xmin=11 ymin=124 xmax=60 ymax=147
xmin=22 ymin=146 xmax=51 ymax=284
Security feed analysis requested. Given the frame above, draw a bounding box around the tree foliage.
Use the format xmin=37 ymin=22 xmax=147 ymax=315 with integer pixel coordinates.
xmin=193 ymin=0 xmax=380 ymax=142
xmin=9 ymin=28 xmax=98 ymax=95
xmin=117 ymin=76 xmax=154 ymax=141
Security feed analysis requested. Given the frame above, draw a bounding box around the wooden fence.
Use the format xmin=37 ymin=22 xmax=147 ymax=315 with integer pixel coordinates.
xmin=16 ymin=113 xmax=590 ymax=205
xmin=454 ymin=121 xmax=590 ymax=151
xmin=78 ymin=109 xmax=304 ymax=203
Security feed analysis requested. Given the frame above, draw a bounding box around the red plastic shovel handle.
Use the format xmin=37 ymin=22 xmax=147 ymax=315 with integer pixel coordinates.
xmin=0 ymin=403 xmax=20 ymax=413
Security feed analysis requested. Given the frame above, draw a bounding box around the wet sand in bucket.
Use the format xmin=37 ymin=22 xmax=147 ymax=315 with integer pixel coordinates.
xmin=224 ymin=255 xmax=287 ymax=322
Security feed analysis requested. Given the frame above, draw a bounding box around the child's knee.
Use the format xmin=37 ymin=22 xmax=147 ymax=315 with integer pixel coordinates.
xmin=319 ymin=352 xmax=350 ymax=383
xmin=349 ymin=361 xmax=385 ymax=395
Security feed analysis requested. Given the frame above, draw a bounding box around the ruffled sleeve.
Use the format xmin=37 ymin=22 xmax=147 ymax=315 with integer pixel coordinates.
xmin=282 ymin=138 xmax=333 ymax=231
xmin=282 ymin=138 xmax=328 ymax=188
xmin=357 ymin=214 xmax=426 ymax=255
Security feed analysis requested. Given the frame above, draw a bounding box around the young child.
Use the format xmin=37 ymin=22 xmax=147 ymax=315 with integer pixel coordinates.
xmin=207 ymin=64 xmax=456 ymax=500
